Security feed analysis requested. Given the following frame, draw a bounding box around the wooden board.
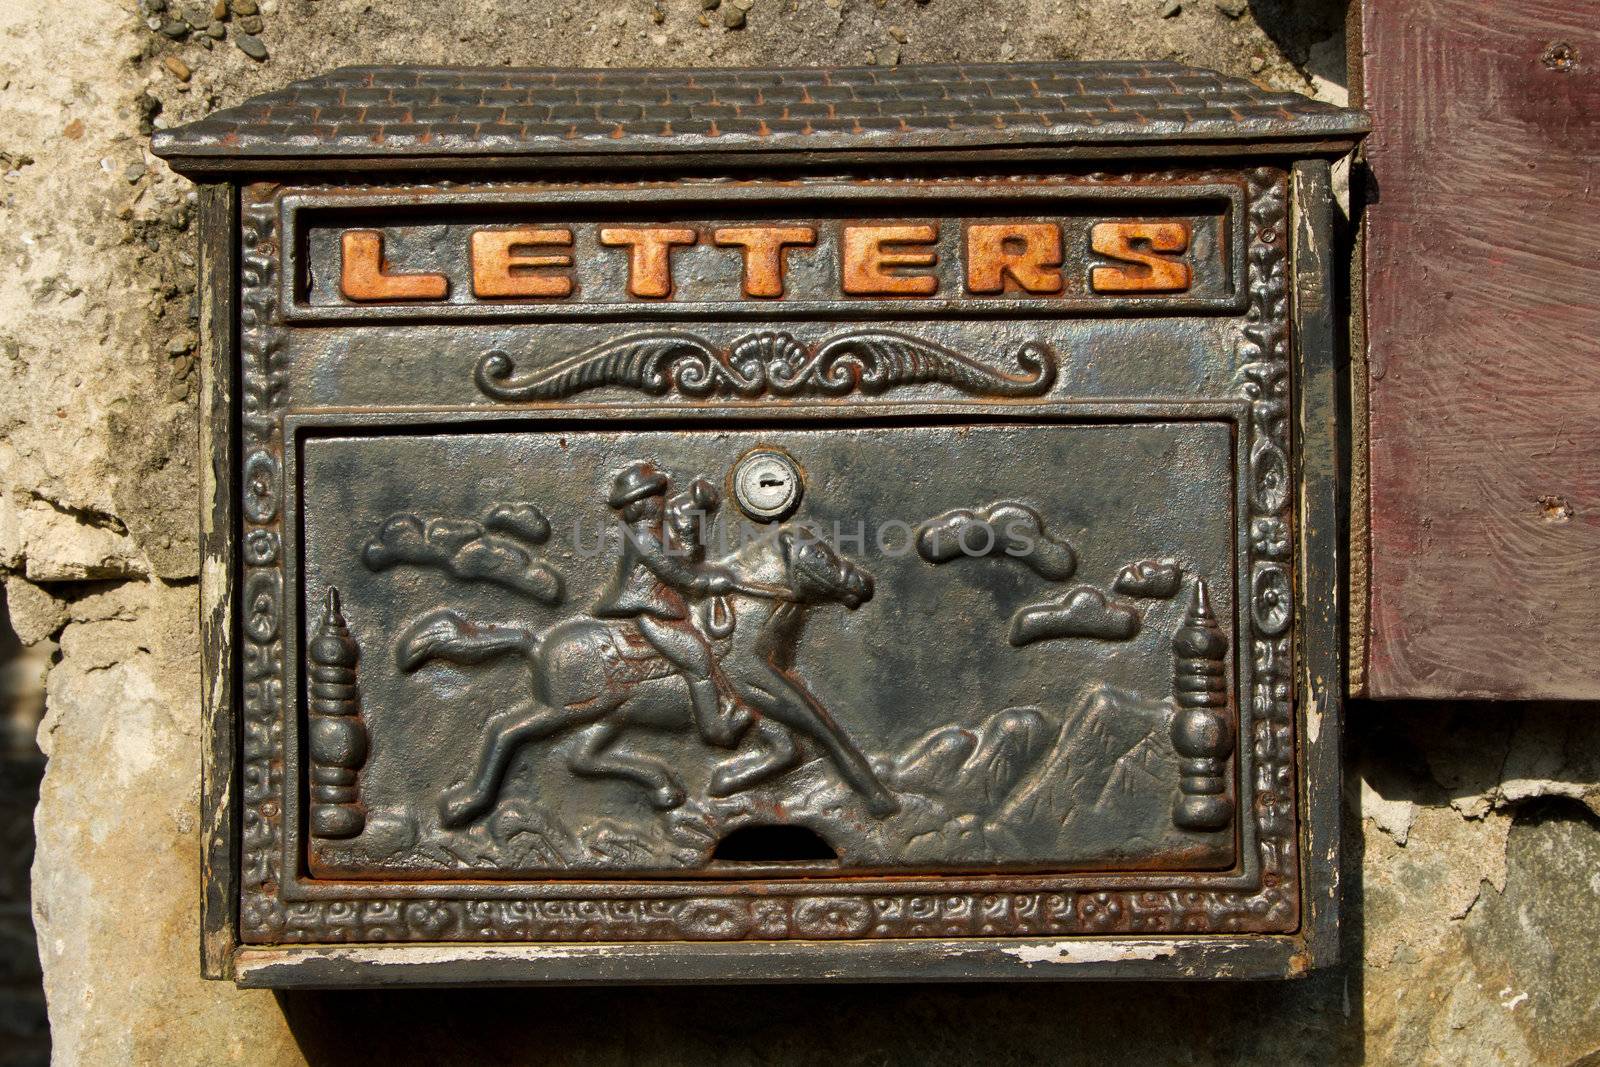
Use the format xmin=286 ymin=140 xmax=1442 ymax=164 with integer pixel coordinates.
xmin=1354 ymin=0 xmax=1600 ymax=699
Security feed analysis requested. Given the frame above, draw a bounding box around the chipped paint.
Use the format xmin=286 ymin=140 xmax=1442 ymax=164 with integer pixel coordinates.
xmin=230 ymin=935 xmax=1322 ymax=987
xmin=999 ymin=940 xmax=1176 ymax=966
xmin=200 ymin=553 xmax=229 ymax=616
xmin=235 ymin=942 xmax=633 ymax=983
xmin=330 ymin=944 xmax=630 ymax=966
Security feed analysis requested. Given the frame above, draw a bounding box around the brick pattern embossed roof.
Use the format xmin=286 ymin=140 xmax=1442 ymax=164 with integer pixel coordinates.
xmin=152 ymin=61 xmax=1367 ymax=172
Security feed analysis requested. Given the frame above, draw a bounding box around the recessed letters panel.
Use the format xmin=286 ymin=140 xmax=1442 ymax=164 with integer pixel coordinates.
xmin=284 ymin=182 xmax=1247 ymax=321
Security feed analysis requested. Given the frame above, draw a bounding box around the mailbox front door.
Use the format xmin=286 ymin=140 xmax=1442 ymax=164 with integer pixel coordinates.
xmin=157 ymin=62 xmax=1362 ymax=984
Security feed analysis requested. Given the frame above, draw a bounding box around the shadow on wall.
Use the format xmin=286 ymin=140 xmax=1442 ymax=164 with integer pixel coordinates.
xmin=273 ymin=814 xmax=1369 ymax=1066
xmin=277 ymin=963 xmax=1365 ymax=1066
xmin=0 ymin=588 xmax=50 ymax=1067
xmin=1241 ymin=0 xmax=1344 ymax=68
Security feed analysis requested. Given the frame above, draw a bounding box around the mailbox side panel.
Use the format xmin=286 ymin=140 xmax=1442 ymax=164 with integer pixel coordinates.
xmin=198 ymin=182 xmax=240 ymax=979
xmin=1291 ymin=159 xmax=1344 ymax=971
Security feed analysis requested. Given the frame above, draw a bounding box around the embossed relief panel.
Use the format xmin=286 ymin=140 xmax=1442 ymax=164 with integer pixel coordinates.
xmin=296 ymin=420 xmax=1240 ymax=879
xmin=157 ymin=60 xmax=1361 ymax=981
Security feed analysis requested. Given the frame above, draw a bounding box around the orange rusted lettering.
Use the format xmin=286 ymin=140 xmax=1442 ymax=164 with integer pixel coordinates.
xmin=712 ymin=226 xmax=817 ymax=298
xmin=966 ymin=223 xmax=1064 ymax=294
xmin=339 ymin=230 xmax=448 ymax=301
xmin=1088 ymin=221 xmax=1192 ymax=293
xmin=470 ymin=228 xmax=575 ymax=298
xmin=598 ymin=226 xmax=698 ymax=299
xmin=841 ymin=224 xmax=939 ymax=296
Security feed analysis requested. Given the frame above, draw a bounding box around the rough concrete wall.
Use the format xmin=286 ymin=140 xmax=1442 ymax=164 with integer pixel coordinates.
xmin=2 ymin=0 xmax=1596 ymax=1063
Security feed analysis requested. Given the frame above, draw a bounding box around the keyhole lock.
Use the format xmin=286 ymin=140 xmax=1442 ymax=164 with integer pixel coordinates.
xmin=732 ymin=447 xmax=803 ymax=522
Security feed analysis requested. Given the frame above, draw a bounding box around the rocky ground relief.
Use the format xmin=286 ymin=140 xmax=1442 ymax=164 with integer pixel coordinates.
xmin=344 ymin=693 xmax=1189 ymax=876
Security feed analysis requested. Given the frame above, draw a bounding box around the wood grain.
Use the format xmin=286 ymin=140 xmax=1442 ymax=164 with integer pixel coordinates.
xmin=1357 ymin=0 xmax=1600 ymax=698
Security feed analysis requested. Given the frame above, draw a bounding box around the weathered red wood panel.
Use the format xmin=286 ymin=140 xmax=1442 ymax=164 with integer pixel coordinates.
xmin=1356 ymin=0 xmax=1600 ymax=699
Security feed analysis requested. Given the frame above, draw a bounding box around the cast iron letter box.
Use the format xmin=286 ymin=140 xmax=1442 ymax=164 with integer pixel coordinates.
xmin=154 ymin=61 xmax=1366 ymax=985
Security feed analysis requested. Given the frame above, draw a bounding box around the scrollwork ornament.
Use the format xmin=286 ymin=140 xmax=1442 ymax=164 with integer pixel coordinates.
xmin=791 ymin=896 xmax=875 ymax=939
xmin=675 ymin=899 xmax=754 ymax=940
xmin=403 ymin=901 xmax=455 ymax=937
xmin=475 ymin=329 xmax=1056 ymax=402
xmin=243 ymin=571 xmax=280 ymax=644
xmin=1251 ymin=564 xmax=1293 ymax=637
xmin=241 ymin=449 xmax=281 ymax=524
xmin=1250 ymin=438 xmax=1290 ymax=515
xmin=237 ymin=190 xmax=290 ymax=942
xmin=1250 ymin=517 xmax=1290 ymax=559
xmin=239 ymin=198 xmax=288 ymax=445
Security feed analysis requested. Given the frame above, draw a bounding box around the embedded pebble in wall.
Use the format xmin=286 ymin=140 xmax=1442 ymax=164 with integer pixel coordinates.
xmin=234 ymin=32 xmax=267 ymax=59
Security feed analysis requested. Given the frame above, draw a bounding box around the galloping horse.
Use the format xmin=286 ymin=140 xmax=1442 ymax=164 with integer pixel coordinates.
xmin=399 ymin=530 xmax=900 ymax=826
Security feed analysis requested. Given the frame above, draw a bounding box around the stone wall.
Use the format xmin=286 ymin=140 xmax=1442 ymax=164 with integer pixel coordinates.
xmin=1 ymin=1 xmax=1596 ymax=1063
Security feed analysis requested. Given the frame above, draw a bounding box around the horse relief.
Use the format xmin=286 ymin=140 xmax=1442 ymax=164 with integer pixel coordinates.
xmin=390 ymin=457 xmax=899 ymax=830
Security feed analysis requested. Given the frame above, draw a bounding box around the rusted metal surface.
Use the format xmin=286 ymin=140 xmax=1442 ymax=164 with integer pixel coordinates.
xmin=154 ymin=62 xmax=1361 ymax=984
xmin=151 ymin=62 xmax=1366 ymax=173
xmin=1354 ymin=1 xmax=1600 ymax=699
xmin=276 ymin=180 xmax=1254 ymax=321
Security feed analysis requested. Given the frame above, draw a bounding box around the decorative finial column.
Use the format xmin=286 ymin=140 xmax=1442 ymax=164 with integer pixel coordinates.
xmin=308 ymin=587 xmax=368 ymax=839
xmin=1170 ymin=579 xmax=1235 ymax=831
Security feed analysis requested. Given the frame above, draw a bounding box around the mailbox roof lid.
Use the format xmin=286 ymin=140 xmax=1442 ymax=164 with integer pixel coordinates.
xmin=152 ymin=61 xmax=1366 ymax=176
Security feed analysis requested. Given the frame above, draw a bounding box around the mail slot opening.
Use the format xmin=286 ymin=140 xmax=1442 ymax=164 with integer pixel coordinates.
xmin=710 ymin=825 xmax=840 ymax=864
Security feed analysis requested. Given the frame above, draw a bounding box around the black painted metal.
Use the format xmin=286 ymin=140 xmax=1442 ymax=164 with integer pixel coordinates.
xmin=166 ymin=62 xmax=1362 ymax=985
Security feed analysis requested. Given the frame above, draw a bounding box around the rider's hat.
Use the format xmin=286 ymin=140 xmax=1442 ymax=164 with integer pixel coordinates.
xmin=609 ymin=461 xmax=669 ymax=508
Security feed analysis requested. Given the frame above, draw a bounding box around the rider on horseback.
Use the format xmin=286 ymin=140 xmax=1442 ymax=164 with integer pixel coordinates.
xmin=406 ymin=460 xmax=900 ymax=823
xmin=595 ymin=461 xmax=751 ymax=747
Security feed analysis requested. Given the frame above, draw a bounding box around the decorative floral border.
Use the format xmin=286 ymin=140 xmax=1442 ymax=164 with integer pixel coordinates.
xmin=235 ymin=169 xmax=1295 ymax=944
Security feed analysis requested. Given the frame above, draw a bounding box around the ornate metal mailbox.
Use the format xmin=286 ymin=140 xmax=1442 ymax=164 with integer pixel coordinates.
xmin=154 ymin=61 xmax=1365 ymax=985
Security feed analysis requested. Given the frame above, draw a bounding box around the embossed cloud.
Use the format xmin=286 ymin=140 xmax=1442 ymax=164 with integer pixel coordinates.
xmin=1113 ymin=558 xmax=1183 ymax=599
xmin=362 ymin=509 xmax=563 ymax=603
xmin=916 ymin=501 xmax=1078 ymax=581
xmin=1009 ymin=586 xmax=1141 ymax=646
